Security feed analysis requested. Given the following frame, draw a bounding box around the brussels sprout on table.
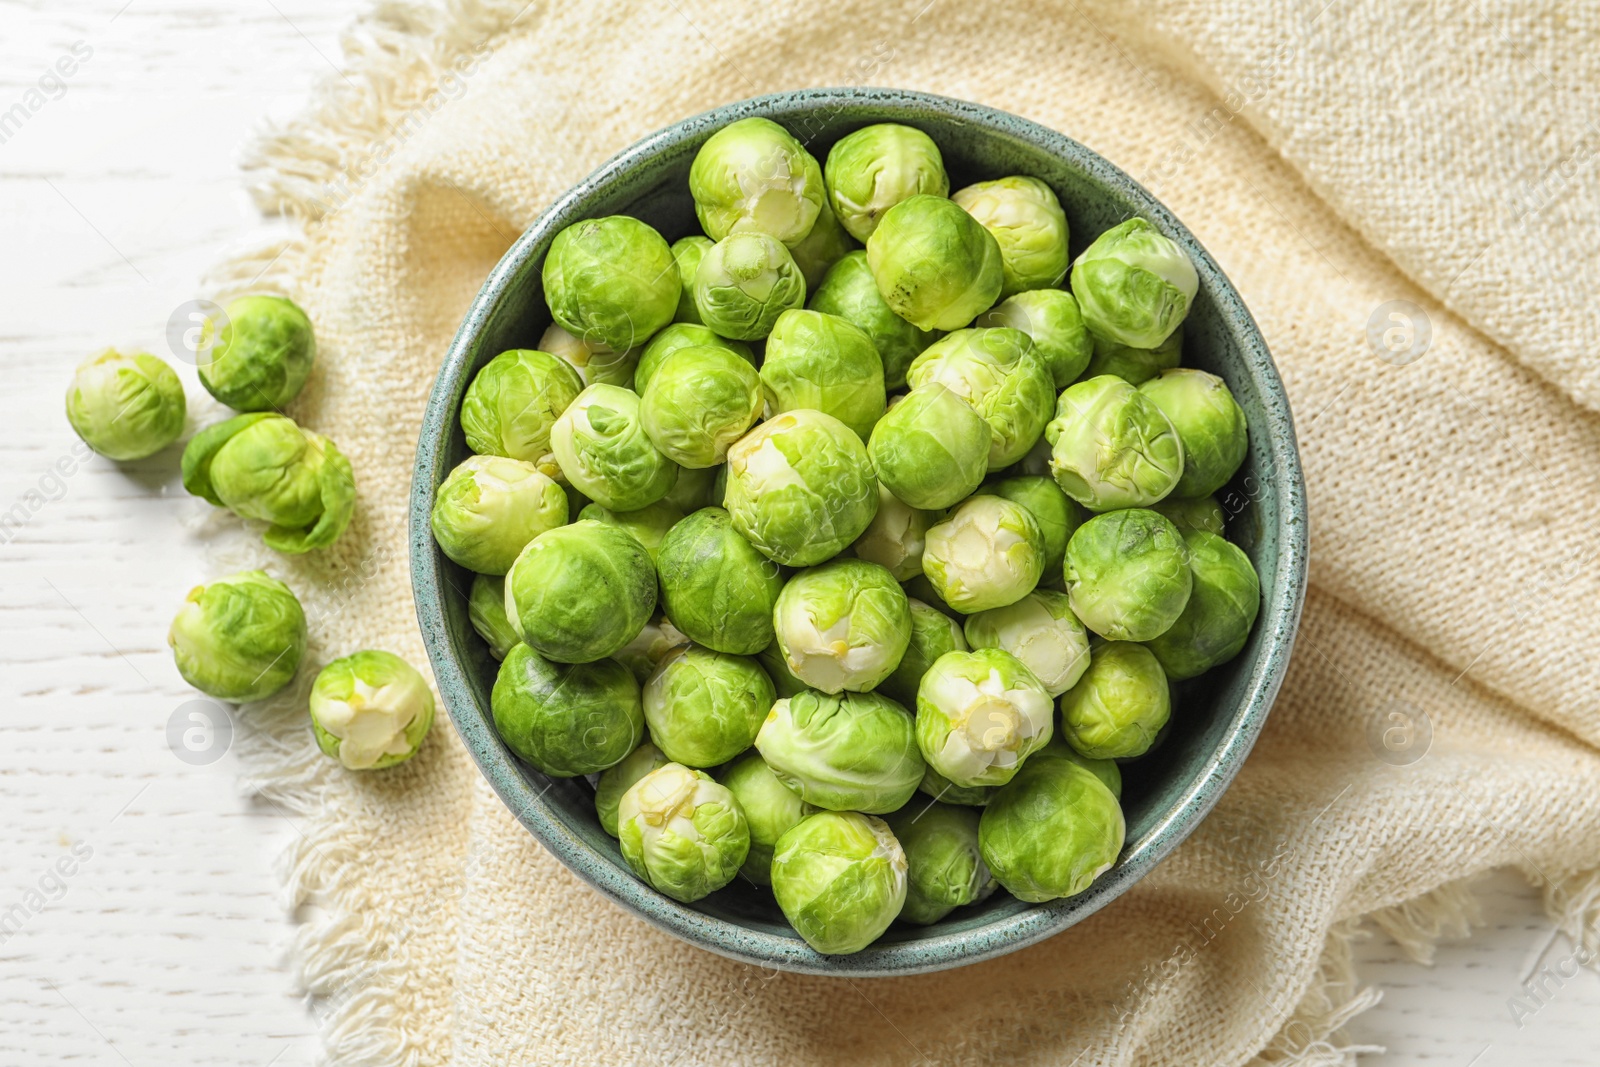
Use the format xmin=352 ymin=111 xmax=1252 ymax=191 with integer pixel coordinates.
xmin=978 ymin=289 xmax=1092 ymax=388
xmin=879 ymin=598 xmax=968 ymax=707
xmin=755 ymin=689 xmax=924 ymax=813
xmin=642 ymin=644 xmax=775 ymax=768
xmin=543 ymin=215 xmax=679 ymax=352
xmin=617 ymin=762 xmax=750 ymax=903
xmin=503 ymin=520 xmax=656 ymax=663
xmin=459 ymin=348 xmax=583 ymax=466
xmin=885 ymin=803 xmax=995 ymax=925
xmin=1138 ymin=368 xmax=1249 ymax=499
xmin=852 ymin=483 xmax=935 ymax=581
xmin=808 ymin=250 xmax=938 ymax=389
xmin=979 ymin=751 xmax=1125 ymax=902
xmin=1046 ymin=375 xmax=1185 ymax=511
xmin=577 ymin=499 xmax=683 ymax=561
xmin=921 ymin=494 xmax=1045 ymax=613
xmin=759 ymin=309 xmax=886 ymax=439
xmin=718 ymin=751 xmax=815 ymax=886
xmin=964 ymin=590 xmax=1091 ymax=698
xmin=633 ymin=322 xmax=754 ymax=394
xmin=639 ymin=345 xmax=765 ymax=468
xmin=1063 ymin=508 xmax=1192 ymax=642
xmin=688 ymin=116 xmax=826 ymax=245
xmin=1083 ymin=326 xmax=1183 ymax=386
xmin=491 ymin=643 xmax=643 ymax=776
xmin=655 ymin=506 xmax=783 ymax=655
xmin=168 ymin=570 xmax=306 ymax=702
xmin=952 ymin=176 xmax=1070 ymax=299
xmin=66 ymin=349 xmax=186 ymax=461
xmin=1070 ymin=217 xmax=1197 ymax=349
xmin=824 ymin=123 xmax=949 ymax=242
xmin=467 ymin=574 xmax=520 ymax=661
xmin=986 ymin=474 xmax=1083 ymax=588
xmin=868 ymin=384 xmax=991 ymax=511
xmin=196 ymin=295 xmax=315 ymax=412
xmin=773 ymin=558 xmax=912 ymax=694
xmin=431 ymin=455 xmax=567 ymax=575
xmin=771 ymin=811 xmax=907 ymax=954
xmin=538 ymin=324 xmax=642 ymax=389
xmin=915 ymin=647 xmax=1054 ymax=788
xmin=551 ymin=384 xmax=678 ymax=511
xmin=595 ymin=739 xmax=670 ymax=837
xmin=308 ymin=650 xmax=435 ymax=771
xmin=669 ymin=236 xmax=714 ymax=325
xmin=866 ymin=194 xmax=1003 ymax=331
xmin=1057 ymin=640 xmax=1171 ymax=760
xmin=1144 ymin=530 xmax=1260 ymax=680
xmin=787 ymin=198 xmax=857 ymax=290
xmin=692 ymin=232 xmax=808 ymax=341
xmin=905 ymin=327 xmax=1054 ymax=470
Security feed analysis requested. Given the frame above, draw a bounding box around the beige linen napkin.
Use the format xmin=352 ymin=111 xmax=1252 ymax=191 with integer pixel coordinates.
xmin=215 ymin=1 xmax=1600 ymax=1063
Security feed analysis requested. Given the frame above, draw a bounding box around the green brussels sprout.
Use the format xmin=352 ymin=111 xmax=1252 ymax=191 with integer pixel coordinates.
xmin=987 ymin=475 xmax=1083 ymax=589
xmin=963 ymin=590 xmax=1090 ymax=698
xmin=978 ymin=750 xmax=1124 ymax=902
xmin=596 ymin=739 xmax=670 ymax=837
xmin=921 ymin=495 xmax=1045 ymax=613
xmin=879 ymin=598 xmax=967 ymax=707
xmin=1035 ymin=737 xmax=1123 ymax=798
xmin=905 ymin=328 xmax=1054 ymax=469
xmin=551 ymin=384 xmax=678 ymax=511
xmin=824 ymin=123 xmax=949 ymax=242
xmin=852 ymin=483 xmax=935 ymax=581
xmin=669 ymin=236 xmax=714 ymax=324
xmin=538 ymin=324 xmax=642 ymax=389
xmin=717 ymin=751 xmax=815 ymax=885
xmin=503 ymin=520 xmax=656 ymax=663
xmin=867 ymin=385 xmax=991 ymax=510
xmin=578 ymin=499 xmax=683 ymax=561
xmin=688 ymin=116 xmax=826 ymax=244
xmin=308 ymin=650 xmax=435 ymax=770
xmin=643 ymin=644 xmax=775 ymax=767
xmin=755 ymin=689 xmax=924 ymax=813
xmin=168 ymin=570 xmax=306 ymax=702
xmin=692 ymin=233 xmax=808 ymax=341
xmin=431 ymin=455 xmax=568 ymax=574
xmin=543 ymin=215 xmax=679 ymax=352
xmin=639 ymin=345 xmax=764 ymax=468
xmin=491 ymin=643 xmax=643 ymax=775
xmin=1082 ymin=326 xmax=1183 ymax=385
xmin=901 ymin=573 xmax=959 ymax=618
xmin=866 ymin=194 xmax=1003 ymax=331
xmin=1138 ymin=369 xmax=1249 ymax=499
xmin=659 ymin=463 xmax=721 ymax=513
xmin=917 ymin=764 xmax=995 ymax=807
xmin=809 ymin=250 xmax=938 ymax=389
xmin=1152 ymin=494 xmax=1226 ymax=537
xmin=618 ymin=762 xmax=750 ymax=903
xmin=65 ymin=349 xmax=186 ymax=461
xmin=787 ymin=197 xmax=857 ymax=290
xmin=459 ymin=348 xmax=583 ymax=468
xmin=1057 ymin=640 xmax=1170 ymax=759
xmin=884 ymin=803 xmax=994 ymax=924
xmin=915 ymin=647 xmax=1053 ymax=788
xmin=655 ymin=506 xmax=783 ymax=655
xmin=633 ymin=322 xmax=754 ymax=394
xmin=952 ymin=176 xmax=1069 ymax=299
xmin=1046 ymin=375 xmax=1184 ymax=511
xmin=1070 ymin=217 xmax=1197 ymax=349
xmin=614 ymin=616 xmax=691 ymax=684
xmin=1064 ymin=509 xmax=1192 ymax=642
xmin=723 ymin=409 xmax=879 ymax=567
xmin=1145 ymin=530 xmax=1260 ymax=679
xmin=196 ymin=295 xmax=315 ymax=412
xmin=759 ymin=309 xmax=886 ymax=439
xmin=773 ymin=559 xmax=912 ymax=694
xmin=771 ymin=811 xmax=907 ymax=954
xmin=978 ymin=289 xmax=1092 ymax=388
xmin=758 ymin=639 xmax=809 ymax=698
xmin=181 ymin=413 xmax=355 ymax=554
xmin=467 ymin=574 xmax=520 ymax=660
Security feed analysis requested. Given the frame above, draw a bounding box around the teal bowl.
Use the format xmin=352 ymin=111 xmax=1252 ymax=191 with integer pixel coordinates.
xmin=411 ymin=88 xmax=1307 ymax=976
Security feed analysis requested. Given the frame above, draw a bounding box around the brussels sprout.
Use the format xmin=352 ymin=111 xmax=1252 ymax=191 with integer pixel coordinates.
xmin=633 ymin=323 xmax=754 ymax=394
xmin=917 ymin=764 xmax=995 ymax=807
xmin=308 ymin=651 xmax=435 ymax=770
xmin=503 ymin=520 xmax=656 ymax=663
xmin=978 ymin=289 xmax=1092 ymax=388
xmin=1139 ymin=369 xmax=1248 ymax=499
xmin=773 ymin=559 xmax=912 ymax=694
xmin=65 ymin=349 xmax=186 ymax=461
xmin=1046 ymin=375 xmax=1184 ymax=511
xmin=824 ymin=123 xmax=949 ymax=242
xmin=879 ymin=598 xmax=967 ymax=707
xmin=491 ymin=643 xmax=643 ymax=775
xmin=659 ymin=464 xmax=720 ymax=513
xmin=852 ymin=483 xmax=935 ymax=580
xmin=431 ymin=456 xmax=568 ymax=574
xmin=168 ymin=570 xmax=306 ymax=702
xmin=902 ymin=573 xmax=959 ymax=619
xmin=578 ymin=499 xmax=683 ymax=561
xmin=181 ymin=413 xmax=355 ymax=554
xmin=1013 ymin=433 xmax=1054 ymax=479
xmin=655 ymin=506 xmax=783 ymax=655
xmin=759 ymin=309 xmax=886 ymax=439
xmin=615 ymin=616 xmax=691 ymax=685
xmin=639 ymin=345 xmax=764 ymax=468
xmin=723 ymin=409 xmax=879 ymax=567
xmin=1145 ymin=530 xmax=1260 ymax=679
xmin=196 ymin=295 xmax=315 ymax=412
xmin=538 ymin=324 xmax=641 ymax=389
xmin=755 ymin=690 xmax=924 ymax=813
xmin=1034 ymin=735 xmax=1123 ymax=798
xmin=809 ymin=250 xmax=938 ymax=389
xmin=596 ymin=739 xmax=670 ymax=837
xmin=952 ymin=176 xmax=1069 ymax=299
xmin=867 ymin=385 xmax=991 ymax=510
xmin=1070 ymin=217 xmax=1197 ymax=349
xmin=921 ymin=495 xmax=1045 ymax=613
xmin=688 ymin=116 xmax=825 ymax=244
xmin=618 ymin=762 xmax=750 ymax=903
xmin=1064 ymin=509 xmax=1192 ymax=642
xmin=643 ymin=644 xmax=775 ymax=767
xmin=905 ymin=328 xmax=1054 ymax=469
xmin=757 ymin=639 xmax=809 ymax=698
xmin=787 ymin=198 xmax=857 ymax=290
xmin=1083 ymin=326 xmax=1183 ymax=386
xmin=1153 ymin=494 xmax=1226 ymax=537
xmin=866 ymin=195 xmax=1003 ymax=331
xmin=916 ymin=647 xmax=1053 ymax=788
xmin=979 ymin=751 xmax=1124 ymax=902
xmin=551 ymin=384 xmax=677 ymax=511
xmin=467 ymin=574 xmax=520 ymax=660
xmin=543 ymin=215 xmax=679 ymax=352
xmin=963 ymin=590 xmax=1090 ymax=698
xmin=771 ymin=811 xmax=907 ymax=954
xmin=459 ymin=348 xmax=584 ymax=467
xmin=987 ymin=474 xmax=1082 ymax=590
xmin=693 ymin=233 xmax=808 ymax=341
xmin=718 ymin=751 xmax=815 ymax=885
xmin=884 ymin=803 xmax=994 ymax=924
xmin=1057 ymin=640 xmax=1170 ymax=759
xmin=670 ymin=236 xmax=714 ymax=324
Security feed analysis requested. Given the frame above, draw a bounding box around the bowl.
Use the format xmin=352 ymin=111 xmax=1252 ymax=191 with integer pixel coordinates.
xmin=410 ymin=87 xmax=1307 ymax=976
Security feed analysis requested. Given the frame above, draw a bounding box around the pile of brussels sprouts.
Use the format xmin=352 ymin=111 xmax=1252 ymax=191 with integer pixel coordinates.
xmin=434 ymin=117 xmax=1261 ymax=955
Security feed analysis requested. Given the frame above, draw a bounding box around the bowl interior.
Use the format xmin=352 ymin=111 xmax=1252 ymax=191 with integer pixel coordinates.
xmin=411 ymin=88 xmax=1306 ymax=976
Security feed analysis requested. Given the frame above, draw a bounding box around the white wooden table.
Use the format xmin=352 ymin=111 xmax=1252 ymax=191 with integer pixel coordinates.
xmin=0 ymin=3 xmax=1594 ymax=1063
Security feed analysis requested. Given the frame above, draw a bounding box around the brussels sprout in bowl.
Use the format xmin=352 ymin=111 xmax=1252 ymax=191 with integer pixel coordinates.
xmin=411 ymin=88 xmax=1306 ymax=976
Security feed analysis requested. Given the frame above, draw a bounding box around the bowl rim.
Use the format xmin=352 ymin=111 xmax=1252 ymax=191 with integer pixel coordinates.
xmin=410 ymin=86 xmax=1308 ymax=977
